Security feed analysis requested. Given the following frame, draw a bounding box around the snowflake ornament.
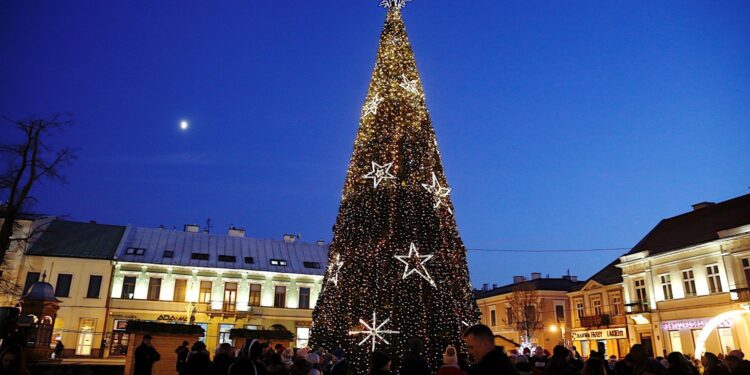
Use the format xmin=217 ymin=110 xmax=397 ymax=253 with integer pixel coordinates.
xmin=394 ymin=242 xmax=436 ymax=287
xmin=349 ymin=311 xmax=400 ymax=352
xmin=422 ymin=172 xmax=452 ymax=213
xmin=363 ymin=161 xmax=396 ymax=188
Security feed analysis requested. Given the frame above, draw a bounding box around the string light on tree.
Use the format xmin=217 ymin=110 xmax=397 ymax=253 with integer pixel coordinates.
xmin=421 ymin=172 xmax=452 ymax=212
xmin=362 ymin=94 xmax=384 ymax=118
xmin=348 ymin=312 xmax=400 ymax=352
xmin=394 ymin=242 xmax=437 ymax=287
xmin=362 ymin=161 xmax=396 ymax=188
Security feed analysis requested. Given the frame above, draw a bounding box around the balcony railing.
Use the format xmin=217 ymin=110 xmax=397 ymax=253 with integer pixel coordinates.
xmin=625 ymin=300 xmax=650 ymax=313
xmin=579 ymin=314 xmax=611 ymax=327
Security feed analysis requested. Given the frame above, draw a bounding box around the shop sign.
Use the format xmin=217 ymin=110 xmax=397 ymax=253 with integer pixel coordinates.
xmin=661 ymin=319 xmax=731 ymax=331
xmin=572 ymin=328 xmax=627 ymax=341
xmin=157 ymin=314 xmax=188 ymax=322
xmin=114 ymin=320 xmax=128 ymax=331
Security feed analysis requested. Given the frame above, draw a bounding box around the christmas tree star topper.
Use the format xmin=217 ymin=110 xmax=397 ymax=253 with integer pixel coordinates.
xmin=363 ymin=161 xmax=396 ymax=188
xmin=380 ymin=0 xmax=411 ymax=10
xmin=348 ymin=311 xmax=400 ymax=352
xmin=394 ymin=242 xmax=436 ymax=287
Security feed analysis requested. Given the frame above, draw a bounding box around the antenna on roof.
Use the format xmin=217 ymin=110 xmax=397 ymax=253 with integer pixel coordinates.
xmin=205 ymin=218 xmax=212 ymax=234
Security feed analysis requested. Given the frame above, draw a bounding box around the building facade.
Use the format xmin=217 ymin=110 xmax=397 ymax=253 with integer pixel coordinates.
xmin=618 ymin=195 xmax=750 ymax=358
xmin=476 ymin=274 xmax=583 ymax=352
xmin=567 ymin=261 xmax=629 ymax=359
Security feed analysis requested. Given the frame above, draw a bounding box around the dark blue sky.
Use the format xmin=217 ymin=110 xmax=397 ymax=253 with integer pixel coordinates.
xmin=2 ymin=1 xmax=748 ymax=287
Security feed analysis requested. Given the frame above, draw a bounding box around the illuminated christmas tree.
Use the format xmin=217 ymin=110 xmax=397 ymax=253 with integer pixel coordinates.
xmin=311 ymin=1 xmax=479 ymax=373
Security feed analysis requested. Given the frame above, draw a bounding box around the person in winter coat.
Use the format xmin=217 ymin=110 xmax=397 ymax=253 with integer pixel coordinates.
xmin=726 ymin=350 xmax=750 ymax=375
xmin=0 ymin=344 xmax=30 ymax=375
xmin=583 ymin=357 xmax=608 ymax=375
xmin=175 ymin=341 xmax=190 ymax=375
xmin=702 ymin=353 xmax=730 ymax=375
xmin=370 ymin=350 xmax=393 ymax=375
xmin=666 ymin=352 xmax=697 ymax=375
xmin=544 ymin=345 xmax=579 ymax=375
xmin=400 ymin=338 xmax=431 ymax=375
xmin=516 ymin=355 xmax=533 ymax=375
xmin=134 ymin=335 xmax=161 ymax=375
xmin=186 ymin=341 xmax=211 ymax=375
xmin=330 ymin=348 xmax=349 ymax=375
xmin=438 ymin=346 xmax=468 ymax=375
xmin=229 ymin=339 xmax=268 ymax=375
xmin=211 ymin=342 xmax=235 ymax=375
xmin=462 ymin=324 xmax=519 ymax=375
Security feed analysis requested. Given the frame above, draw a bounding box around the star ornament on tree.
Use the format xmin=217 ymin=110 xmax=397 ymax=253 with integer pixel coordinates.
xmin=394 ymin=242 xmax=436 ymax=287
xmin=399 ymin=74 xmax=422 ymax=98
xmin=362 ymin=94 xmax=384 ymax=118
xmin=327 ymin=253 xmax=344 ymax=286
xmin=348 ymin=312 xmax=400 ymax=352
xmin=363 ymin=161 xmax=396 ymax=188
xmin=422 ymin=172 xmax=452 ymax=213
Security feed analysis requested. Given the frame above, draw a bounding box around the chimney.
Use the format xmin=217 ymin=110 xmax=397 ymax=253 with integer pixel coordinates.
xmin=513 ymin=276 xmax=525 ymax=284
xmin=184 ymin=224 xmax=200 ymax=233
xmin=531 ymin=272 xmax=542 ymax=280
xmin=283 ymin=234 xmax=299 ymax=244
xmin=228 ymin=226 xmax=245 ymax=238
xmin=482 ymin=283 xmax=489 ymax=291
xmin=563 ymin=275 xmax=579 ymax=282
xmin=692 ymin=202 xmax=715 ymax=211
xmin=492 ymin=284 xmax=498 ymax=289
xmin=316 ymin=240 xmax=325 ymax=246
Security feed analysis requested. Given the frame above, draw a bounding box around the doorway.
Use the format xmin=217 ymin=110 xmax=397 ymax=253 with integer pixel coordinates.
xmin=639 ymin=333 xmax=654 ymax=357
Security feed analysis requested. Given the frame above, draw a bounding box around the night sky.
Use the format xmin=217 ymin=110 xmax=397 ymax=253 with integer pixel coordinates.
xmin=1 ymin=1 xmax=748 ymax=287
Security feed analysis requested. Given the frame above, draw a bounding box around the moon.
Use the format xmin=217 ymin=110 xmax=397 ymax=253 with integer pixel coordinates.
xmin=180 ymin=120 xmax=189 ymax=130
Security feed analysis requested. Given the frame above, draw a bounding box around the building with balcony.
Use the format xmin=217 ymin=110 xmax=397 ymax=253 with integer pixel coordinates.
xmin=618 ymin=194 xmax=750 ymax=358
xmin=476 ymin=273 xmax=584 ymax=352
xmin=567 ymin=260 xmax=629 ymax=359
xmin=106 ymin=225 xmax=327 ymax=356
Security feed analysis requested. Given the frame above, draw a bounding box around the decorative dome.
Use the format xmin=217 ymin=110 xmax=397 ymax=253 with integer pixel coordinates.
xmin=22 ymin=281 xmax=60 ymax=303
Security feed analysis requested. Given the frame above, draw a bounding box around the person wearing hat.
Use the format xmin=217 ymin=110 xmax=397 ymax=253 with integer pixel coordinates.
xmin=229 ymin=339 xmax=268 ymax=375
xmin=134 ymin=334 xmax=161 ymax=375
xmin=370 ymin=350 xmax=393 ymax=375
xmin=330 ymin=348 xmax=349 ymax=375
xmin=438 ymin=346 xmax=468 ymax=375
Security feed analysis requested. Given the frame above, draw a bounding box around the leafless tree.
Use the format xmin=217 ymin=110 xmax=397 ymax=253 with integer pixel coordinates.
xmin=0 ymin=114 xmax=76 ymax=265
xmin=504 ymin=283 xmax=544 ymax=345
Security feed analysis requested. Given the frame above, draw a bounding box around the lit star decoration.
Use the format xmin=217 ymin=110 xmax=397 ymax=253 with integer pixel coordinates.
xmin=363 ymin=161 xmax=396 ymax=188
xmin=422 ymin=172 xmax=452 ymax=213
xmin=326 ymin=253 xmax=344 ymax=287
xmin=348 ymin=312 xmax=400 ymax=352
xmin=380 ymin=0 xmax=411 ymax=10
xmin=362 ymin=94 xmax=384 ymax=118
xmin=399 ymin=74 xmax=421 ymax=97
xmin=394 ymin=242 xmax=436 ymax=287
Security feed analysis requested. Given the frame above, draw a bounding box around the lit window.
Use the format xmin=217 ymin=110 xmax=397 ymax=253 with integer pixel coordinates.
xmin=270 ymin=259 xmax=288 ymax=266
xmin=706 ymin=265 xmax=723 ymax=293
xmin=296 ymin=327 xmax=310 ymax=348
xmin=248 ymin=284 xmax=262 ymax=307
xmin=610 ymin=293 xmax=622 ymax=315
xmin=219 ymin=324 xmax=234 ymax=345
xmin=199 ymin=281 xmax=212 ymax=303
xmin=125 ymin=247 xmax=146 ymax=255
xmin=591 ymin=295 xmax=602 ymax=315
xmin=576 ymin=299 xmax=584 ymax=320
xmin=147 ymin=278 xmax=161 ymax=301
xmin=223 ymin=282 xmax=237 ymax=312
xmin=660 ymin=274 xmax=673 ymax=300
xmin=173 ymin=279 xmax=187 ymax=302
xmin=682 ymin=270 xmax=697 ymax=297
xmin=274 ymin=286 xmax=286 ymax=308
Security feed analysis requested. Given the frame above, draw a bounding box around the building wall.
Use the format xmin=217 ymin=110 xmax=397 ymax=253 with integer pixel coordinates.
xmin=567 ymin=283 xmax=629 ymax=359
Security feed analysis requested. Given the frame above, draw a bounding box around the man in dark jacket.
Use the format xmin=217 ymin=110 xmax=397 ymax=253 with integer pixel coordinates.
xmin=400 ymin=338 xmax=430 ymax=375
xmin=462 ymin=324 xmax=519 ymax=375
xmin=330 ymin=348 xmax=349 ymax=375
xmin=175 ymin=341 xmax=189 ymax=375
xmin=134 ymin=335 xmax=161 ymax=375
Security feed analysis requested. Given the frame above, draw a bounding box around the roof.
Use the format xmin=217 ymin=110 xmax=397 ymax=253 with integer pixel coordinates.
xmin=115 ymin=227 xmax=328 ymax=276
xmin=26 ymin=219 xmax=126 ymax=259
xmin=628 ymin=193 xmax=750 ymax=256
xmin=570 ymin=259 xmax=623 ymax=291
xmin=475 ymin=277 xmax=585 ymax=299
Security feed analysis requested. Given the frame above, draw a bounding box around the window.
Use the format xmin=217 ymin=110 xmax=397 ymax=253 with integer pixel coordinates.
xmin=147 ymin=278 xmax=161 ymax=301
xmin=23 ymin=272 xmax=40 ymax=294
xmin=274 ymin=285 xmax=286 ymax=308
xmin=191 ymin=253 xmax=209 ymax=261
xmin=634 ymin=279 xmax=647 ymax=303
xmin=223 ymin=282 xmax=237 ymax=312
xmin=86 ymin=275 xmax=102 ymax=298
xmin=196 ymin=323 xmax=208 ymax=342
xmin=163 ymin=250 xmax=174 ymax=258
xmin=303 ymin=262 xmax=321 ymax=269
xmin=682 ymin=270 xmax=697 ymax=297
xmin=576 ymin=299 xmax=585 ymax=319
xmin=199 ymin=281 xmax=212 ymax=303
xmin=219 ymin=324 xmax=234 ymax=345
xmin=55 ymin=274 xmax=73 ymax=297
xmin=669 ymin=331 xmax=683 ymax=353
xmin=270 ymin=259 xmax=288 ymax=266
xmin=245 ymin=325 xmax=258 ymax=330
xmin=299 ymin=287 xmax=311 ymax=309
xmin=173 ymin=279 xmax=187 ymax=302
xmin=506 ymin=307 xmax=513 ymax=325
xmin=296 ymin=327 xmax=310 ymax=348
xmin=248 ymin=284 xmax=262 ymax=307
xmin=244 ymin=257 xmax=255 ymax=264
xmin=555 ymin=305 xmax=565 ymax=322
xmin=717 ymin=327 xmax=735 ymax=352
xmin=742 ymin=258 xmax=750 ymax=286
xmin=591 ymin=295 xmax=602 ymax=315
xmin=660 ymin=274 xmax=673 ymax=300
xmin=125 ymin=247 xmax=145 ymax=255
xmin=218 ymin=255 xmax=236 ymax=263
xmin=707 ymin=265 xmax=723 ymax=293
xmin=610 ymin=293 xmax=623 ymax=315
xmin=121 ymin=276 xmax=136 ymax=299
xmin=490 ymin=307 xmax=497 ymax=326
xmin=75 ymin=318 xmax=97 ymax=355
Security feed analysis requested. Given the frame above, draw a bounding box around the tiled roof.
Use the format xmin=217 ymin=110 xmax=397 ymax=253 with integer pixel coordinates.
xmin=570 ymin=259 xmax=623 ymax=291
xmin=115 ymin=227 xmax=328 ymax=276
xmin=475 ymin=278 xmax=585 ymax=299
xmin=26 ymin=219 xmax=126 ymax=259
xmin=628 ymin=193 xmax=750 ymax=256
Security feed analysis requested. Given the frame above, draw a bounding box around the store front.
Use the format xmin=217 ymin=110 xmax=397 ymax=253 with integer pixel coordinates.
xmin=660 ymin=317 xmax=746 ymax=356
xmin=572 ymin=327 xmax=629 ymax=359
